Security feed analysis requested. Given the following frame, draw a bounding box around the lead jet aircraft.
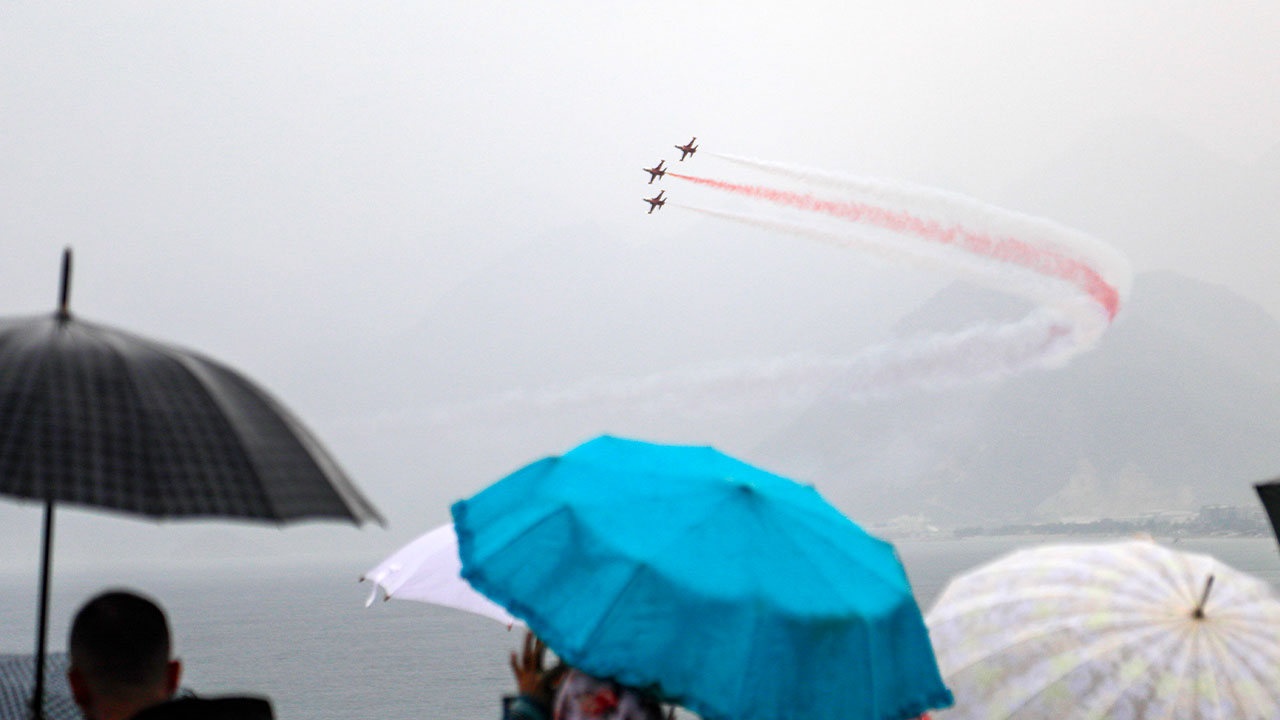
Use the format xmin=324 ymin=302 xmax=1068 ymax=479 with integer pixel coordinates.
xmin=643 ymin=160 xmax=667 ymax=184
xmin=644 ymin=190 xmax=666 ymax=214
xmin=675 ymin=137 xmax=698 ymax=161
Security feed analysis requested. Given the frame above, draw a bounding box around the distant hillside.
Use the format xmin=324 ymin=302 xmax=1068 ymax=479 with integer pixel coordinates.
xmin=752 ymin=272 xmax=1280 ymax=526
xmin=1000 ymin=119 xmax=1280 ymax=326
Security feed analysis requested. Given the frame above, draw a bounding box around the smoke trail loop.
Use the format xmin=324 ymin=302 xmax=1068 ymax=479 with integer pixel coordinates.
xmin=663 ymin=155 xmax=1130 ymax=398
xmin=424 ymin=154 xmax=1132 ymax=421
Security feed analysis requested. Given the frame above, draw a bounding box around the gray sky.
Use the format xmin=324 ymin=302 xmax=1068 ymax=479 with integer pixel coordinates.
xmin=2 ymin=2 xmax=1279 ymax=577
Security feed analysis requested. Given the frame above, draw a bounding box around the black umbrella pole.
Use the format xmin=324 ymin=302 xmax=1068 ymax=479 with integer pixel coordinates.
xmin=57 ymin=248 xmax=72 ymax=319
xmin=29 ymin=501 xmax=54 ymax=720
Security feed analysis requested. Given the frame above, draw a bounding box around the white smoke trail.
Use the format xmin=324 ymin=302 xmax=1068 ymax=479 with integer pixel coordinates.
xmin=422 ymin=155 xmax=1132 ymax=422
xmin=416 ymin=302 xmax=1081 ymax=425
xmin=707 ymin=152 xmax=1133 ymax=304
xmin=666 ymin=154 xmax=1132 ymax=394
xmin=676 ymin=204 xmax=1086 ymax=316
xmin=670 ymin=202 xmax=1096 ymax=394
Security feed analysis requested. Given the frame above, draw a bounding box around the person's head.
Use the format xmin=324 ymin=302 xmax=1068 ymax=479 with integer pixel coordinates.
xmin=66 ymin=590 xmax=181 ymax=720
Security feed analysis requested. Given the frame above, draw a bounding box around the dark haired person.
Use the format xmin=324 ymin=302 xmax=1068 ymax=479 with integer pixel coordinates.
xmin=67 ymin=590 xmax=272 ymax=720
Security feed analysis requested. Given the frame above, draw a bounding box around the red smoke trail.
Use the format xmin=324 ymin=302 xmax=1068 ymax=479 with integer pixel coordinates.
xmin=668 ymin=173 xmax=1119 ymax=320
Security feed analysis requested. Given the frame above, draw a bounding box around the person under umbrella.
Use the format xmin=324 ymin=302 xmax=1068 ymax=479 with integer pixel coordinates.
xmin=504 ymin=633 xmax=664 ymax=720
xmin=453 ymin=435 xmax=952 ymax=720
xmin=0 ymin=250 xmax=384 ymax=718
xmin=66 ymin=589 xmax=272 ymax=720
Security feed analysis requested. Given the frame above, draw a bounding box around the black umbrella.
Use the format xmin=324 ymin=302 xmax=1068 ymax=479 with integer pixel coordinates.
xmin=1257 ymin=478 xmax=1280 ymax=546
xmin=1 ymin=250 xmax=384 ymax=719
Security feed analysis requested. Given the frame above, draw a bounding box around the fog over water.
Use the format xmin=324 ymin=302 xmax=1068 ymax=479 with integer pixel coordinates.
xmin=2 ymin=537 xmax=1276 ymax=720
xmin=2 ymin=0 xmax=1279 ymax=670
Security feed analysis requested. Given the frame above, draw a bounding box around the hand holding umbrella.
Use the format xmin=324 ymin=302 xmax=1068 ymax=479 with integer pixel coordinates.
xmin=511 ymin=632 xmax=549 ymax=697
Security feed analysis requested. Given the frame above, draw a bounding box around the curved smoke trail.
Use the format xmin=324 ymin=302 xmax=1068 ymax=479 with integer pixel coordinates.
xmin=675 ymin=204 xmax=1087 ymax=318
xmin=707 ymin=152 xmax=1131 ymax=304
xmin=426 ymin=155 xmax=1131 ymax=420
xmin=661 ymin=156 xmax=1131 ymax=395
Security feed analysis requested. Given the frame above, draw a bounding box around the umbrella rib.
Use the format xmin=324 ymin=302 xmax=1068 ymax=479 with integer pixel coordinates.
xmin=767 ymin=502 xmax=903 ymax=613
xmin=950 ymin=553 xmax=1177 ymax=609
xmin=1210 ymin=615 xmax=1280 ymax=668
xmin=1071 ymin=622 xmax=1191 ymax=720
xmin=135 ymin=321 xmax=376 ymax=524
xmin=929 ymin=584 xmax=1167 ymax=628
xmin=174 ymin=354 xmax=294 ymax=522
xmin=974 ymin=621 xmax=1170 ymax=719
xmin=0 ymin=326 xmax=52 ymax=499
xmin=936 ymin=608 xmax=1167 ymax=680
xmin=931 ymin=542 xmax=1280 ymax=720
xmin=203 ymin=362 xmax=382 ymax=524
xmin=90 ymin=321 xmax=234 ymax=516
xmin=767 ymin=500 xmax=908 ymax=599
xmin=1202 ymin=618 xmax=1280 ymax=716
xmin=569 ymin=560 xmax=682 ymax=695
xmin=1157 ymin=622 xmax=1197 ymax=720
xmin=452 ymin=437 xmax=956 ymax=720
xmin=91 ymin=322 xmax=167 ymax=513
xmin=631 ymin=475 xmax=903 ymax=613
xmin=1198 ymin=622 xmax=1234 ymax=716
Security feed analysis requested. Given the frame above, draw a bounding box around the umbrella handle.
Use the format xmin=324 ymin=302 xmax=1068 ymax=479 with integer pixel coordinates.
xmin=57 ymin=248 xmax=72 ymax=320
xmin=1192 ymin=574 xmax=1214 ymax=620
xmin=30 ymin=500 xmax=55 ymax=720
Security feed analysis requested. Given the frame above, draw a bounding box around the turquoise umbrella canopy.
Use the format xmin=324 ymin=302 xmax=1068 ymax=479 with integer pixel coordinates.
xmin=452 ymin=436 xmax=951 ymax=720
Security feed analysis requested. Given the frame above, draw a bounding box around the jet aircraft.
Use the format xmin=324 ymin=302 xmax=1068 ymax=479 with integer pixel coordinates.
xmin=644 ymin=190 xmax=666 ymax=214
xmin=675 ymin=137 xmax=698 ymax=161
xmin=675 ymin=135 xmax=696 ymax=159
xmin=643 ymin=160 xmax=667 ymax=184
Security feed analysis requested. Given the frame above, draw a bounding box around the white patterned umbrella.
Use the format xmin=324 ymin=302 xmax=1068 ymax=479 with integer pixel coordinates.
xmin=362 ymin=523 xmax=520 ymax=628
xmin=925 ymin=540 xmax=1280 ymax=719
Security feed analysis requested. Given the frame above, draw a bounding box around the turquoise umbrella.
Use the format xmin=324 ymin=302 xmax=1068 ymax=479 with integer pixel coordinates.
xmin=452 ymin=436 xmax=951 ymax=720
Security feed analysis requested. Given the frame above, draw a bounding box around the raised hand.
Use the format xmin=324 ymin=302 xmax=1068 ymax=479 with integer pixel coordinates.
xmin=510 ymin=631 xmax=547 ymax=696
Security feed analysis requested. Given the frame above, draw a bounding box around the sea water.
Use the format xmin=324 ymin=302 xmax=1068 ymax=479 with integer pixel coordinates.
xmin=1 ymin=536 xmax=1276 ymax=720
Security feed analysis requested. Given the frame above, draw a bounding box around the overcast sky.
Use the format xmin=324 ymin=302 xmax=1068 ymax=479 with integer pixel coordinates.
xmin=2 ymin=2 xmax=1279 ymax=580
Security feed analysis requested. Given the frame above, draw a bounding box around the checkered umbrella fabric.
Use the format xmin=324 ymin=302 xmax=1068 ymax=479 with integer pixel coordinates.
xmin=0 ymin=312 xmax=382 ymax=524
xmin=5 ymin=250 xmax=384 ymax=720
xmin=0 ymin=654 xmax=77 ymax=720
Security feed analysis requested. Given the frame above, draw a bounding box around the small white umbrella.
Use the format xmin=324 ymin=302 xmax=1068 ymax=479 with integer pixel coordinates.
xmin=926 ymin=540 xmax=1280 ymax=719
xmin=362 ymin=523 xmax=520 ymax=628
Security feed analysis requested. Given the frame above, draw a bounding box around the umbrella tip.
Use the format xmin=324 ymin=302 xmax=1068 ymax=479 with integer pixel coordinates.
xmin=1192 ymin=574 xmax=1215 ymax=620
xmin=57 ymin=247 xmax=73 ymax=319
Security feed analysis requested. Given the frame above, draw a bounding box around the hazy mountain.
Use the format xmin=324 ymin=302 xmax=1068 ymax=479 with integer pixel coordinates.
xmin=752 ymin=272 xmax=1280 ymax=526
xmin=319 ymin=217 xmax=936 ymax=415
xmin=999 ymin=118 xmax=1280 ymax=323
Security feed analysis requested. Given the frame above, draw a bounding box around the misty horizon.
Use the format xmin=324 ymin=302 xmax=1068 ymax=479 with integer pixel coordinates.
xmin=2 ymin=2 xmax=1278 ymax=576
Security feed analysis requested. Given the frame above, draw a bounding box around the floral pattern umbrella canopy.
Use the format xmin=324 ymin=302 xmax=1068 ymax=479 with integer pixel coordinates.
xmin=925 ymin=540 xmax=1280 ymax=719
